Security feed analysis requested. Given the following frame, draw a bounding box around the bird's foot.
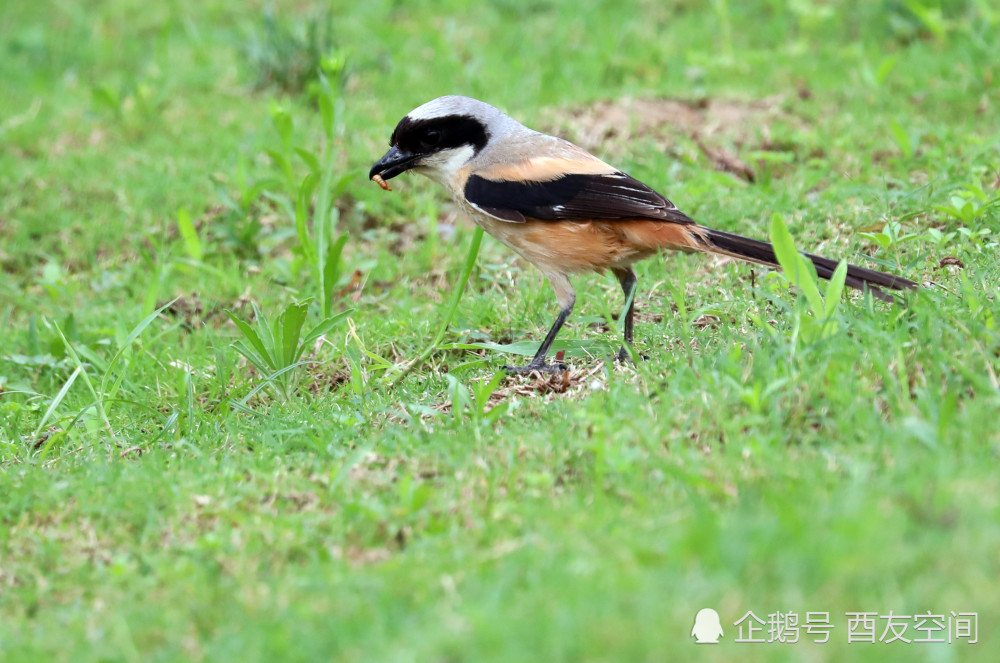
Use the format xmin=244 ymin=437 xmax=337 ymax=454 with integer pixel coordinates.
xmin=502 ymin=361 xmax=568 ymax=375
xmin=615 ymin=347 xmax=648 ymax=364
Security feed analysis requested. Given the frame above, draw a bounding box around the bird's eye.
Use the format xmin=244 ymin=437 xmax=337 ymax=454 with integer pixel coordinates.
xmin=421 ymin=130 xmax=442 ymax=149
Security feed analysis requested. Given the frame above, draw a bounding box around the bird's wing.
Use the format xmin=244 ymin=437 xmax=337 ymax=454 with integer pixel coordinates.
xmin=465 ymin=149 xmax=694 ymax=225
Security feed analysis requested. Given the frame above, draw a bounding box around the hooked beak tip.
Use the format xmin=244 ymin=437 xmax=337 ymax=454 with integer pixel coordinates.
xmin=369 ymin=145 xmax=419 ymax=183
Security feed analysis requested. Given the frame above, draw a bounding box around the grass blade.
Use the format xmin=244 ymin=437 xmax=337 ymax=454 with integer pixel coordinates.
xmin=31 ymin=365 xmax=83 ymax=441
xmin=322 ymin=232 xmax=348 ymax=305
xmin=50 ymin=319 xmax=111 ymax=435
xmin=824 ymin=260 xmax=848 ymax=319
xmin=295 ymin=173 xmax=319 ymax=264
xmin=99 ymin=299 xmax=177 ymax=400
xmin=770 ymin=214 xmax=824 ymax=314
xmin=176 ymin=208 xmax=202 ymax=261
xmin=387 ymin=226 xmax=484 ymax=386
xmin=227 ymin=314 xmax=274 ymax=371
xmin=237 ymin=360 xmax=318 ymax=405
xmin=301 ymin=310 xmax=350 ymax=348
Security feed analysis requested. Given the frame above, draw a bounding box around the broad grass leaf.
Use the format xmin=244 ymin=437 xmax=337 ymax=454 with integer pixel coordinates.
xmin=302 ymin=310 xmax=350 ymax=348
xmin=226 ymin=309 xmax=272 ymax=368
xmin=176 ymin=208 xmax=202 ymax=261
xmin=279 ymin=300 xmax=310 ymax=366
xmin=824 ymin=260 xmax=848 ymax=319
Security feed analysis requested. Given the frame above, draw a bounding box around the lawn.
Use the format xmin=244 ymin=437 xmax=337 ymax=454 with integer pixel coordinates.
xmin=1 ymin=0 xmax=998 ymax=660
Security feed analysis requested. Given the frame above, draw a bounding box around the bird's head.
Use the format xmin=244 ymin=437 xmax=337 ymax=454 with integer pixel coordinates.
xmin=369 ymin=96 xmax=520 ymax=188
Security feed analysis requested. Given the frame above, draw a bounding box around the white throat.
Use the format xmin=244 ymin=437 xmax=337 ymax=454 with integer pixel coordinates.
xmin=413 ymin=144 xmax=475 ymax=189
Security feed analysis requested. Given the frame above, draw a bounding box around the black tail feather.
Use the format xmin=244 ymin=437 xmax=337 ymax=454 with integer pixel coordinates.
xmin=701 ymin=228 xmax=918 ymax=302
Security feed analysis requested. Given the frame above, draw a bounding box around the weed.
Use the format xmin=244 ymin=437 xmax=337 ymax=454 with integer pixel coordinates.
xmin=386 ymin=226 xmax=486 ymax=385
xmin=242 ymin=8 xmax=346 ymax=94
xmin=227 ymin=299 xmax=349 ymax=403
xmin=859 ymin=220 xmax=923 ymax=250
xmin=444 ymin=371 xmax=509 ymax=442
xmin=11 ymin=301 xmax=177 ymax=453
xmin=932 ymin=182 xmax=1000 ymax=225
xmin=766 ymin=213 xmax=849 ymax=345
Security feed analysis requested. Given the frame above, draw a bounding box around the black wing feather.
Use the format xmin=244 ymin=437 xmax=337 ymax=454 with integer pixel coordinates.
xmin=465 ymin=172 xmax=695 ymax=224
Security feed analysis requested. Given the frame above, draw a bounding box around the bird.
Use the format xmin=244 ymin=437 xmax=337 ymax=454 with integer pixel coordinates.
xmin=368 ymin=95 xmax=917 ymax=374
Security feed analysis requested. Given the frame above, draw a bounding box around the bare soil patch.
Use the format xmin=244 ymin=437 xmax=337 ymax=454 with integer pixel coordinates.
xmin=542 ymin=96 xmax=810 ymax=182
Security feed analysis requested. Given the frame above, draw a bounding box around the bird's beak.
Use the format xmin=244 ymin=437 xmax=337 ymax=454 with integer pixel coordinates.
xmin=369 ymin=145 xmax=420 ymax=182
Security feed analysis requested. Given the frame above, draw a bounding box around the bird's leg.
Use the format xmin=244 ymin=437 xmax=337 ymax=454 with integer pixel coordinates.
xmin=503 ymin=273 xmax=575 ymax=374
xmin=612 ymin=267 xmax=637 ymax=363
xmin=503 ymin=305 xmax=573 ymax=374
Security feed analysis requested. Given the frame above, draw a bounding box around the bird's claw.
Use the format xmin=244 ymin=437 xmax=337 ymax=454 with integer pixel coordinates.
xmin=615 ymin=347 xmax=648 ymax=364
xmin=502 ymin=362 xmax=568 ymax=375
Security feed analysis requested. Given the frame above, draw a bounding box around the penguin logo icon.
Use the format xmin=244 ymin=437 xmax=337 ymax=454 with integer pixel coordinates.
xmin=691 ymin=608 xmax=724 ymax=644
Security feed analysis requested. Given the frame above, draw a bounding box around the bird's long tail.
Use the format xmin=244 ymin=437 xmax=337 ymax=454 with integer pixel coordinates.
xmin=695 ymin=226 xmax=917 ymax=302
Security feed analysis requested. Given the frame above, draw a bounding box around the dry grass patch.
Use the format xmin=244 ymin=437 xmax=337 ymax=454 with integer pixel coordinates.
xmin=542 ymin=95 xmax=811 ymax=182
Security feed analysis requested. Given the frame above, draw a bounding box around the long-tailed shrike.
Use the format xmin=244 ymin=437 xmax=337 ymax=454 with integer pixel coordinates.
xmin=369 ymin=96 xmax=917 ymax=374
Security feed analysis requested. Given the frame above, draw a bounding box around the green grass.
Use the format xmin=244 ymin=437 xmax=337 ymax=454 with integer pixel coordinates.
xmin=2 ymin=0 xmax=999 ymax=660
